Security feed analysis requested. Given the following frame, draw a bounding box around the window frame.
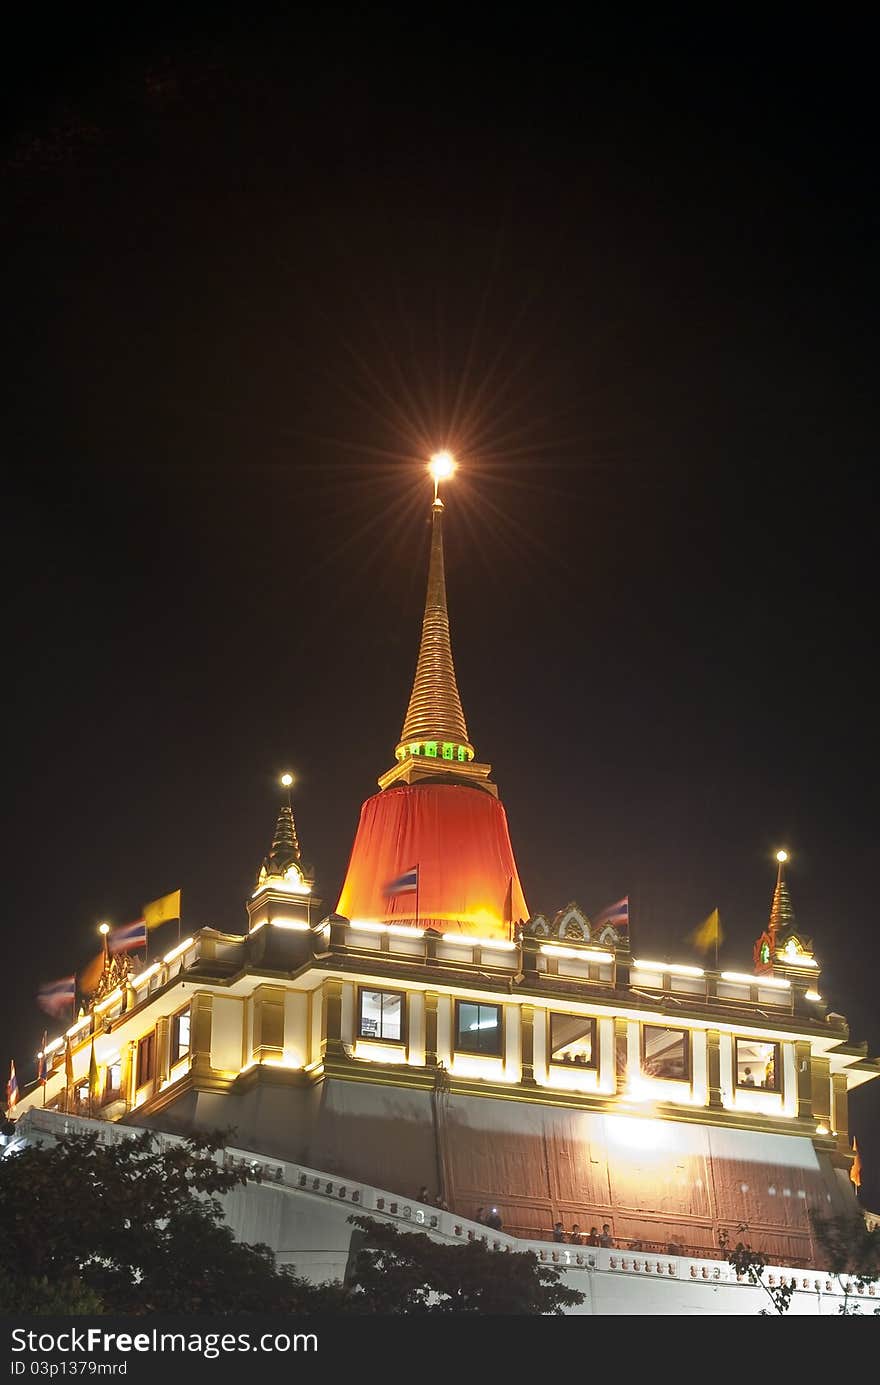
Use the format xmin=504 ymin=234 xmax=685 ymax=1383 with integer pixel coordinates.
xmin=640 ymin=1023 xmax=691 ymax=1083
xmin=734 ymin=1037 xmax=781 ymax=1093
xmin=549 ymin=1012 xmax=598 ymax=1069
xmin=454 ymin=999 xmax=504 ymax=1057
xmin=170 ymin=1006 xmax=191 ymax=1066
xmin=104 ymin=1061 xmax=123 ymax=1102
xmin=357 ymin=987 xmax=407 ymax=1045
xmin=136 ymin=1031 xmax=156 ymax=1088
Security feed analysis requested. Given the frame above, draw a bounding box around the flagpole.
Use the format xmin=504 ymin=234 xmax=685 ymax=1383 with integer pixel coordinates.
xmin=415 ymin=867 xmax=420 ymax=930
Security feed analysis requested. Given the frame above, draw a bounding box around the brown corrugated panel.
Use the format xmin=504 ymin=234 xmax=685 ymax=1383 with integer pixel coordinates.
xmin=608 ymin=1148 xmax=712 ymax=1218
xmin=612 ymin=1217 xmax=717 ymax=1252
xmin=707 ymin=1127 xmax=829 ymax=1262
xmin=448 ymin=1102 xmax=554 ymax=1206
xmin=545 ymin=1111 xmax=613 ymax=1207
xmin=442 ymin=1098 xmax=844 ymax=1265
xmin=291 ymin=1082 xmax=857 ymax=1267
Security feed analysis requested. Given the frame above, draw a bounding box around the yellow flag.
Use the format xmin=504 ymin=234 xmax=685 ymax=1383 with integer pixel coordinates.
xmin=143 ymin=890 xmax=181 ymax=929
xmin=689 ymin=908 xmax=722 ymax=952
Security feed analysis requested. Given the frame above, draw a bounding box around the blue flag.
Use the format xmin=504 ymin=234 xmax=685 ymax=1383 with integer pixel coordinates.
xmin=6 ymin=1060 xmax=18 ymax=1111
xmin=37 ymin=975 xmax=76 ymax=1018
xmin=384 ymin=867 xmax=419 ymax=896
xmin=593 ymin=896 xmax=629 ymax=931
xmin=109 ymin=920 xmax=147 ymax=954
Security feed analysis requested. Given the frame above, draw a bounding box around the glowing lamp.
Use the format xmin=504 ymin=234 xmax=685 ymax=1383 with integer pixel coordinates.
xmin=429 ymin=451 xmax=456 ymax=502
xmin=776 ymin=849 xmax=788 ymax=863
xmin=98 ymin=922 xmax=111 ymax=935
xmin=281 ymin=773 xmax=293 ymax=788
xmin=429 ymin=451 xmax=455 ymax=482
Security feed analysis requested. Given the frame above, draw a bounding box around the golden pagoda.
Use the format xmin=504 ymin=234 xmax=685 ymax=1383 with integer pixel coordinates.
xmin=337 ymin=456 xmax=528 ymax=934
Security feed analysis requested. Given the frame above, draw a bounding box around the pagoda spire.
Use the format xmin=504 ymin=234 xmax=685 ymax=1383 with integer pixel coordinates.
xmin=257 ymin=774 xmax=301 ymax=883
xmin=395 ymin=495 xmax=475 ymax=762
xmin=769 ymin=850 xmax=795 ymax=935
xmin=262 ymin=804 xmax=301 ymax=875
xmin=247 ymin=774 xmax=321 ymax=935
xmin=754 ymin=848 xmax=817 ymax=974
xmin=379 ymin=456 xmax=496 ymax=793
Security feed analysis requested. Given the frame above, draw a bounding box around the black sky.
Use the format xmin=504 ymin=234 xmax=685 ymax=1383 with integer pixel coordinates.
xmin=3 ymin=17 xmax=878 ymax=1200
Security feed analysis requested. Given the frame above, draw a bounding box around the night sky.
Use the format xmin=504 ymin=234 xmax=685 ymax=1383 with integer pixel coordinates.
xmin=3 ymin=18 xmax=878 ymax=1203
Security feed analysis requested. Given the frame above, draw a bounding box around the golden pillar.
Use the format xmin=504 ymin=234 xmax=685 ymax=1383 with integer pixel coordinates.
xmin=706 ymin=1030 xmax=722 ymax=1109
xmin=794 ymin=1040 xmax=812 ymax=1120
xmin=321 ymin=978 xmax=345 ymax=1059
xmin=811 ymin=1057 xmax=831 ymax=1129
xmin=521 ymin=1004 xmax=536 ymax=1085
xmin=614 ymin=1017 xmax=629 ymax=1094
xmin=424 ymin=992 xmax=439 ymax=1067
xmin=252 ymin=984 xmax=285 ymax=1063
xmin=832 ymin=1073 xmax=849 ymax=1153
xmin=155 ymin=1016 xmax=170 ymax=1085
xmin=190 ymin=992 xmax=213 ymax=1078
xmin=122 ymin=1039 xmax=135 ymax=1109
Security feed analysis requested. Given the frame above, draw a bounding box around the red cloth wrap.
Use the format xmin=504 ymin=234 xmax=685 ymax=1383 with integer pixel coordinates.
xmin=336 ymin=783 xmax=528 ymax=937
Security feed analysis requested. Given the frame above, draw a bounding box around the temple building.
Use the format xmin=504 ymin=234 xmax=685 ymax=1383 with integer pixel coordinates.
xmin=6 ymin=462 xmax=879 ymax=1310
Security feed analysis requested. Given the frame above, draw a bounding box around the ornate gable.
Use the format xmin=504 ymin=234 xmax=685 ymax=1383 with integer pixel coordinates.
xmin=552 ymin=903 xmax=591 ymax=941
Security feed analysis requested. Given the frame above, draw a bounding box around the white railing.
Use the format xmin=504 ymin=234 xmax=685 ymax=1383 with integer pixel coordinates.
xmin=13 ymin=1110 xmax=874 ymax=1305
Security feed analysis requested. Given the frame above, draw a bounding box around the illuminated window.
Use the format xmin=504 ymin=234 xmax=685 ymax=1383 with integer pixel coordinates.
xmin=442 ymin=742 xmax=454 ymax=760
xmin=735 ymin=1038 xmax=780 ymax=1092
xmin=172 ymin=1008 xmax=191 ymax=1065
xmin=642 ymin=1025 xmax=689 ymax=1081
xmin=358 ymin=989 xmax=404 ymax=1043
xmin=136 ymin=1032 xmax=155 ymax=1088
xmin=455 ymin=1001 xmax=502 ymax=1056
xmin=550 ymin=1014 xmax=596 ymax=1067
xmin=105 ymin=1062 xmax=122 ymax=1096
xmin=760 ymin=941 xmax=770 ymax=965
xmin=425 ymin=741 xmax=438 ymax=758
xmin=75 ymin=1082 xmax=89 ymax=1104
xmin=457 ymin=746 xmax=467 ymax=761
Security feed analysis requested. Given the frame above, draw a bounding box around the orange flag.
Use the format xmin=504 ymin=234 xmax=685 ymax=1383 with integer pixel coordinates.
xmin=850 ymin=1137 xmax=862 ymax=1189
xmin=78 ymin=950 xmax=105 ymax=998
